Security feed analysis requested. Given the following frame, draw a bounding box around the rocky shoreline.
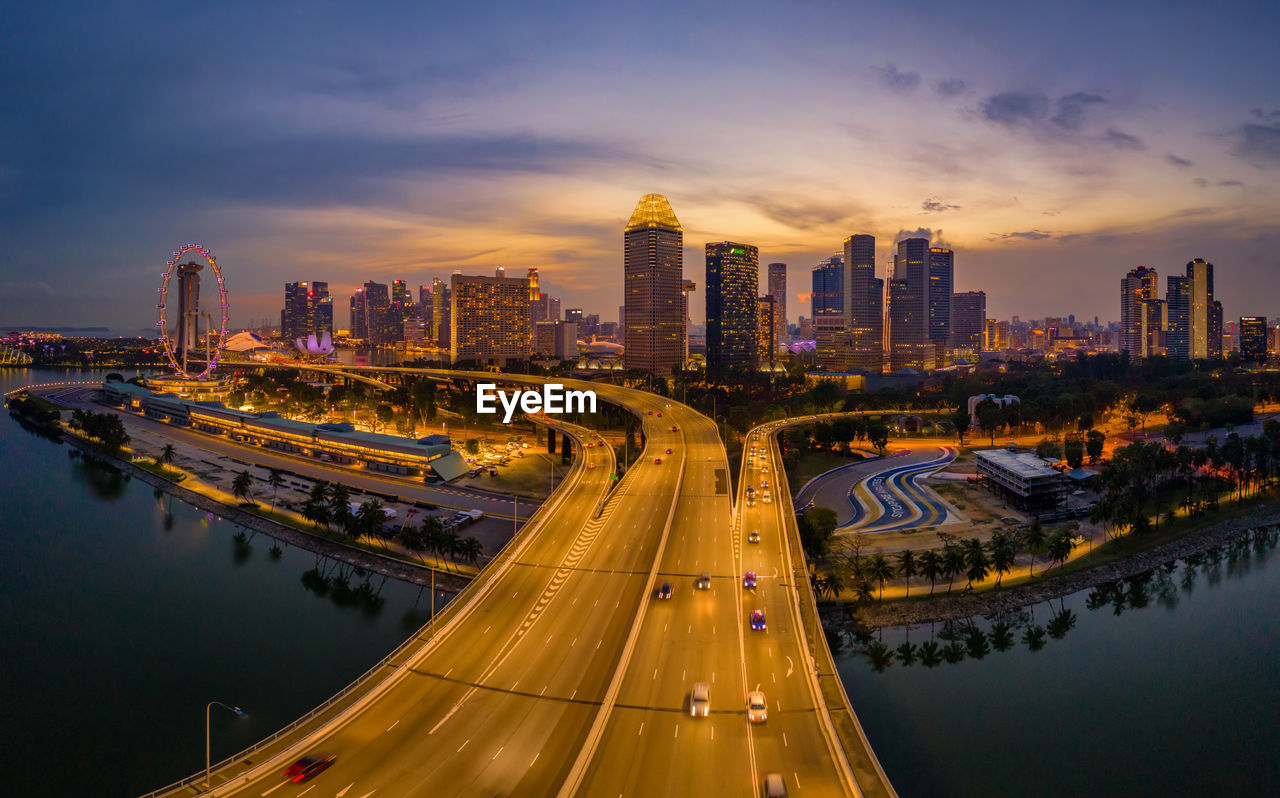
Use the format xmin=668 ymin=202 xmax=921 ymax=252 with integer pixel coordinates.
xmin=62 ymin=433 xmax=472 ymax=593
xmin=850 ymin=506 xmax=1280 ymax=629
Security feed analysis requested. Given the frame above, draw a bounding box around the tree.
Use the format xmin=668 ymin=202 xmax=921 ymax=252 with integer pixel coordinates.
xmin=962 ymin=538 xmax=989 ymax=588
xmin=1022 ymin=518 xmax=1047 ymax=577
xmin=465 ymin=438 xmax=481 ymax=456
xmin=951 ymin=410 xmax=971 ymax=445
xmin=328 ymin=483 xmax=354 ymax=532
xmin=231 ymin=470 xmax=255 ymax=505
xmin=1085 ymin=429 xmax=1105 ymax=464
xmin=302 ymin=496 xmax=330 ymax=529
xmin=159 ymin=443 xmax=177 ymax=470
xmin=266 ymin=468 xmax=284 ymax=514
xmin=917 ymin=549 xmax=942 ymax=595
xmin=438 ymin=527 xmax=462 ymax=572
xmin=942 ymin=543 xmax=966 ymax=593
xmin=355 ymin=499 xmax=386 ymax=544
xmin=458 ymin=536 xmax=484 ymax=569
xmin=866 ymin=419 xmax=890 ymax=456
xmin=867 ymin=552 xmax=895 ymax=600
xmin=895 ymin=549 xmax=917 ymax=598
xmin=401 ymin=523 xmax=429 ymax=565
xmin=976 ymin=399 xmax=1003 ymax=446
xmin=1063 ymin=435 xmax=1085 ymax=470
xmin=373 ymin=403 xmax=395 ymax=432
xmin=1046 ymin=530 xmax=1075 ymax=570
xmin=798 ymin=506 xmax=838 ymax=560
xmin=988 ymin=531 xmax=1016 ymax=586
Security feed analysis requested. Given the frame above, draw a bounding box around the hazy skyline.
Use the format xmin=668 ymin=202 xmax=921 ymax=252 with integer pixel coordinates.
xmin=3 ymin=0 xmax=1278 ymax=331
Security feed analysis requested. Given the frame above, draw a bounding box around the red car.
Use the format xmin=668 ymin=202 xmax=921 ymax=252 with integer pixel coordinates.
xmin=285 ymin=753 xmax=337 ymax=782
xmin=654 ymin=457 xmax=663 ymax=465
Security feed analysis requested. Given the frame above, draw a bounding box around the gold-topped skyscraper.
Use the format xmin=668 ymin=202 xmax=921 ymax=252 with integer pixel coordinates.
xmin=623 ymin=193 xmax=684 ymax=374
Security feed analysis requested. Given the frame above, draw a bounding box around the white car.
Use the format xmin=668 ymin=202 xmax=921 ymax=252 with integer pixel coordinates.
xmin=747 ymin=690 xmax=768 ymax=723
xmin=748 ymin=530 xmax=761 ymax=544
xmin=690 ymin=682 xmax=710 ymax=717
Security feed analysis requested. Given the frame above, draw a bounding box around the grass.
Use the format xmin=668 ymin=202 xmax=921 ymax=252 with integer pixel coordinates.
xmin=133 ymin=459 xmax=188 ymax=482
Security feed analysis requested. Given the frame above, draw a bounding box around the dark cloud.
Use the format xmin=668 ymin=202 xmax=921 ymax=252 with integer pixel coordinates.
xmin=892 ymin=227 xmax=952 ymax=248
xmin=873 ymin=64 xmax=921 ymax=93
xmin=1193 ymin=177 xmax=1210 ymax=188
xmin=1051 ymin=92 xmax=1106 ymax=130
xmin=739 ymin=196 xmax=851 ymax=230
xmin=980 ymin=92 xmax=1050 ymax=126
xmin=1104 ymin=128 xmax=1147 ymax=150
xmin=934 ymin=78 xmax=968 ymax=97
xmin=921 ymin=198 xmax=961 ymax=213
xmin=991 ymin=230 xmax=1053 ymax=242
xmin=1166 ymin=154 xmax=1193 ymax=168
xmin=1228 ymin=123 xmax=1280 ymax=167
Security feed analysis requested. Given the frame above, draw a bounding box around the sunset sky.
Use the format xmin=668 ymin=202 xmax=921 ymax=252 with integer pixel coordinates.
xmin=3 ymin=0 xmax=1277 ymax=331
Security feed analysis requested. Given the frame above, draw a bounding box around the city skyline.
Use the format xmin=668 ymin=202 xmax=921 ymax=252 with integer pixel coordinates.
xmin=3 ymin=1 xmax=1278 ymax=331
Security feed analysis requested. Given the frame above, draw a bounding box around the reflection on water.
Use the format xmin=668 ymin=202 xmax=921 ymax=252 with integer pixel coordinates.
xmin=66 ymin=449 xmax=130 ymax=500
xmin=850 ymin=525 xmax=1280 ymax=671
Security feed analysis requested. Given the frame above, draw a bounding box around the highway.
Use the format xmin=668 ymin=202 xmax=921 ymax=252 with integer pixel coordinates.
xmin=139 ymin=372 xmax=885 ymax=797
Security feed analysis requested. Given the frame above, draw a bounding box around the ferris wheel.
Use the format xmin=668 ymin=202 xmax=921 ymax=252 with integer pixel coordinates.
xmin=156 ymin=244 xmax=229 ymax=379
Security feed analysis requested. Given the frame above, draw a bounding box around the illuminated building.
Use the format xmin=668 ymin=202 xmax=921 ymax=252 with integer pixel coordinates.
xmin=681 ymin=280 xmax=696 ymax=363
xmin=811 ymin=254 xmax=843 ymax=369
xmin=1120 ymin=266 xmax=1159 ymax=357
xmin=1240 ymin=316 xmax=1267 ymax=362
xmin=349 ymin=281 xmax=392 ymax=345
xmin=450 ymin=271 xmax=532 ymax=364
xmin=705 ymin=241 xmax=759 ymax=372
xmin=1168 ymin=259 xmax=1218 ymax=360
xmin=837 ymin=235 xmax=882 ymax=372
xmin=928 ymin=247 xmax=954 ymax=365
xmin=432 ymin=277 xmax=451 ymax=349
xmin=623 ymin=193 xmax=684 ymax=374
xmin=951 ymin=291 xmax=985 ymax=357
xmin=984 ymin=319 xmax=1010 ymax=351
xmin=767 ymin=263 xmax=787 ymax=349
xmin=757 ymin=295 xmax=775 ymax=365
xmin=887 ymin=238 xmax=934 ymax=371
xmin=282 ymin=281 xmax=333 ymax=343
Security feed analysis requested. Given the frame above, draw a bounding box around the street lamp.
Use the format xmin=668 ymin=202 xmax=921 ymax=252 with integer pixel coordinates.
xmin=205 ymin=701 xmax=248 ymax=790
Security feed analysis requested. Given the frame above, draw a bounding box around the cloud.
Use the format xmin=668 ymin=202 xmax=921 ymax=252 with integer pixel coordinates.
xmin=892 ymin=227 xmax=953 ymax=248
xmin=738 ymin=195 xmax=852 ymax=230
xmin=1193 ymin=177 xmax=1210 ymax=187
xmin=934 ymin=78 xmax=968 ymax=97
xmin=1104 ymin=128 xmax=1147 ymax=150
xmin=921 ymin=198 xmax=961 ymax=213
xmin=980 ymin=91 xmax=1050 ymax=126
xmin=1051 ymin=92 xmax=1106 ymax=130
xmin=1227 ymin=123 xmax=1280 ymax=168
xmin=0 ymin=280 xmax=55 ymax=296
xmin=1166 ymin=154 xmax=1193 ymax=168
xmin=872 ymin=64 xmax=920 ymax=93
xmin=1219 ymin=179 xmax=1245 ymax=187
xmin=991 ymin=230 xmax=1053 ymax=242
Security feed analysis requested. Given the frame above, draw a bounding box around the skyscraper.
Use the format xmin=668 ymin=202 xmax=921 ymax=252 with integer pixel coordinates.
xmin=1166 ymin=275 xmax=1190 ymax=360
xmin=951 ymin=291 xmax=986 ymax=355
xmin=432 ymin=277 xmax=451 ymax=349
xmin=887 ymin=238 xmax=934 ymax=371
xmin=767 ymin=263 xmax=787 ymax=349
xmin=1240 ymin=316 xmax=1267 ymax=362
xmin=811 ymin=255 xmax=843 ymax=368
xmin=281 ymin=281 xmax=333 ymax=343
xmin=757 ymin=295 xmax=775 ymax=365
xmin=1120 ymin=265 xmax=1160 ymax=358
xmin=350 ymin=281 xmax=391 ymax=345
xmin=450 ymin=272 xmax=531 ymax=364
xmin=623 ymin=193 xmax=684 ymax=374
xmin=681 ymin=280 xmax=696 ymax=363
xmin=928 ymin=247 xmax=954 ymax=365
xmin=1168 ymin=259 xmax=1218 ymax=360
xmin=705 ymin=242 xmax=760 ymax=372
xmin=838 ymin=235 xmax=883 ymax=372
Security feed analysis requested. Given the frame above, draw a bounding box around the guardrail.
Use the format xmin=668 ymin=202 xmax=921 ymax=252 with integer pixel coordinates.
xmin=138 ymin=423 xmax=598 ymax=798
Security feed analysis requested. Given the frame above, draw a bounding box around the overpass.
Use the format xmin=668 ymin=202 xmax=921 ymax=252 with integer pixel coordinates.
xmin=147 ymin=371 xmax=892 ymax=797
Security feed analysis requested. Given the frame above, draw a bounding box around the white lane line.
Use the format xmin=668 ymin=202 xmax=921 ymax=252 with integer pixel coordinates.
xmin=596 ymin=639 xmax=602 ymax=649
xmin=570 ymin=689 xmax=577 ymax=701
xmin=571 ymin=637 xmax=578 ymax=647
xmin=674 ymin=725 xmax=679 ymax=738
xmin=457 ymin=739 xmax=470 ymax=752
xmin=512 ymin=680 xmax=519 ymax=691
xmin=484 ymin=625 xmax=491 ymax=635
xmin=711 ymin=672 xmax=716 ymax=683
xmin=429 ymin=687 xmax=478 ymax=735
xmin=259 ymin=779 xmax=290 ymax=796
xmin=531 ymin=752 xmax=540 ymax=768
xmin=653 ymin=668 xmax=658 ymax=680
xmin=386 ymin=719 xmax=399 ymax=732
xmin=297 ymin=786 xmax=316 ymax=796
xmin=492 ymin=746 xmax=504 ymax=761
xmin=783 ymin=732 xmax=789 ymax=747
xmin=785 ymin=656 xmax=794 ymax=677
xmin=711 ymin=726 xmax=715 ymax=740
xmin=444 ymin=667 xmax=453 ymax=679
xmin=794 ymin=772 xmax=801 ymax=788
xmin=772 ymin=672 xmax=776 ymax=684
xmin=336 ymin=784 xmax=353 ymax=797
xmin=541 ymin=686 xmax=547 ymax=696
xmin=638 ymin=721 xmax=645 ymax=735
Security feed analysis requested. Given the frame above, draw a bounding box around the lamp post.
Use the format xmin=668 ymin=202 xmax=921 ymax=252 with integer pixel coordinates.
xmin=205 ymin=701 xmax=248 ymax=790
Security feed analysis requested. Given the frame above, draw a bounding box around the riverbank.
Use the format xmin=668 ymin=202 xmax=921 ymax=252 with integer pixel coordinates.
xmin=61 ymin=432 xmax=473 ymax=593
xmin=847 ymin=505 xmax=1280 ymax=629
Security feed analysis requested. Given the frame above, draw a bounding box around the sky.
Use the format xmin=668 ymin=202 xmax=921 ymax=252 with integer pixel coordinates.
xmin=2 ymin=0 xmax=1278 ymax=332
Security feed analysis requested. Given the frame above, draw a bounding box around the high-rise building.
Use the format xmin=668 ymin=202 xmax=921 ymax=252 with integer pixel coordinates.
xmin=1240 ymin=316 xmax=1268 ymax=362
xmin=757 ymin=295 xmax=775 ymax=365
xmin=767 ymin=263 xmax=787 ymax=349
xmin=928 ymin=248 xmax=954 ymax=364
xmin=681 ymin=280 xmax=696 ymax=363
xmin=281 ymin=281 xmax=333 ymax=343
xmin=432 ymin=278 xmax=451 ymax=349
xmin=951 ymin=291 xmax=986 ymax=355
xmin=887 ymin=238 xmax=934 ymax=371
xmin=527 ymin=268 xmax=539 ymax=301
xmin=811 ymin=255 xmax=843 ymax=368
xmin=349 ymin=281 xmax=391 ymax=345
xmin=623 ymin=193 xmax=684 ymax=374
xmin=983 ymin=319 xmax=1010 ymax=351
xmin=837 ymin=235 xmax=883 ymax=372
xmin=450 ymin=272 xmax=531 ymax=364
xmin=705 ymin=241 xmax=760 ymax=372
xmin=1123 ymin=266 xmax=1168 ymax=358
xmin=564 ymin=308 xmax=583 ymax=323
xmin=1168 ymin=259 xmax=1218 ymax=360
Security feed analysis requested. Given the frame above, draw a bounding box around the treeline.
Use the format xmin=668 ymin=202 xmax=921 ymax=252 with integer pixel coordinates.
xmin=1090 ymin=420 xmax=1280 ymax=537
xmin=67 ymin=408 xmax=130 ymax=452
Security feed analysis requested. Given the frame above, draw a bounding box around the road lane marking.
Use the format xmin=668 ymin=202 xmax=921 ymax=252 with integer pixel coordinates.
xmin=484 ymin=625 xmax=491 ymax=634
xmin=653 ymin=668 xmax=658 ymax=680
xmin=386 ymin=720 xmax=399 ymax=732
xmin=786 ymin=656 xmax=794 ymax=677
xmin=259 ymin=780 xmax=290 ymax=796
xmin=492 ymin=746 xmax=504 ymax=761
xmin=336 ymin=784 xmax=354 ymax=797
xmin=772 ymin=672 xmax=776 ymax=683
xmin=674 ymin=725 xmax=679 ymax=738
xmin=638 ymin=722 xmax=645 ymax=735
xmin=794 ymin=772 xmax=801 ymax=788
xmin=571 ymin=636 xmax=577 ymax=647
xmin=458 ymin=739 xmax=470 ymax=752
xmin=783 ymin=732 xmax=789 ymax=747
xmin=297 ymin=786 xmax=316 ymax=796
xmin=531 ymin=752 xmax=540 ymax=767
xmin=710 ymin=726 xmax=715 ymax=740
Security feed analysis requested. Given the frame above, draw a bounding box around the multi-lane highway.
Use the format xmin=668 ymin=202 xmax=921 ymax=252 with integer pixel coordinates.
xmin=145 ymin=372 xmax=889 ymax=797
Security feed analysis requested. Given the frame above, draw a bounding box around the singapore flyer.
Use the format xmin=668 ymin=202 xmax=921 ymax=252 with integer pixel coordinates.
xmin=156 ymin=244 xmax=229 ymax=380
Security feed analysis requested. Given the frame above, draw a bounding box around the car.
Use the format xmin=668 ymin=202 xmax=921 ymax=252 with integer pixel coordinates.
xmin=750 ymin=610 xmax=766 ymax=631
xmin=690 ymin=682 xmax=710 ymax=717
xmin=665 ymin=447 xmax=673 ymax=454
xmin=760 ymin=465 xmax=769 ymax=473
xmin=657 ymin=412 xmax=663 ymax=417
xmin=587 ymin=462 xmax=597 ymax=469
xmin=745 ymin=486 xmax=756 ymax=498
xmin=760 ymin=479 xmax=769 ymax=488
xmin=654 ymin=457 xmax=662 ymax=465
xmin=647 ymin=410 xmax=653 ymax=415
xmin=670 ymin=425 xmax=678 ymax=432
xmin=657 ymin=582 xmax=672 ymax=600
xmin=743 ymin=571 xmax=757 ymax=590
xmin=284 ymin=753 xmax=337 ymax=782
xmin=587 ymin=442 xmax=595 ymax=448
xmin=764 ymin=772 xmax=788 ymax=797
xmin=695 ymin=573 xmax=711 ymax=590
xmin=747 ymin=690 xmax=768 ymax=723
xmin=747 ymin=530 xmax=761 ymax=544
xmin=762 ymin=493 xmax=771 ymax=504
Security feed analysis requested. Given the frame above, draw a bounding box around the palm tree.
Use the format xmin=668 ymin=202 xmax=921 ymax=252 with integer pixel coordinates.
xmin=988 ymin=531 xmax=1016 ymax=586
xmin=458 ymin=536 xmax=484 ymax=570
xmin=302 ymin=496 xmax=330 ymax=529
xmin=355 ymin=500 xmax=386 ymax=545
xmin=895 ymin=549 xmax=918 ymax=598
xmin=328 ymin=483 xmax=353 ymax=531
xmin=159 ymin=443 xmax=176 ymax=471
xmin=962 ymin=538 xmax=989 ymax=588
xmin=1046 ymin=530 xmax=1075 ymax=570
xmin=989 ymin=620 xmax=1015 ymax=652
xmin=918 ymin=640 xmax=942 ymax=668
xmin=918 ymin=549 xmax=942 ymax=595
xmin=231 ymin=470 xmax=255 ymax=506
xmin=853 ymin=580 xmax=875 ymax=605
xmin=400 ymin=523 xmax=429 ymax=565
xmin=894 ymin=641 xmax=918 ymax=667
xmin=824 ymin=570 xmax=845 ymax=598
xmin=438 ymin=527 xmax=462 ymax=573
xmin=1022 ymin=518 xmax=1047 ymax=577
xmin=266 ymin=468 xmax=284 ymax=515
xmin=867 ymin=552 xmax=895 ymax=600
xmin=1022 ymin=624 xmax=1047 ymax=652
xmin=942 ymin=544 xmax=965 ymax=593
xmin=420 ymin=514 xmax=445 ymax=569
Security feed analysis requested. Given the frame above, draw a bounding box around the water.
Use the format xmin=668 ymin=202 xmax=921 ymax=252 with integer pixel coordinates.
xmin=838 ymin=528 xmax=1280 ymax=797
xmin=0 ymin=368 xmax=442 ymax=796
